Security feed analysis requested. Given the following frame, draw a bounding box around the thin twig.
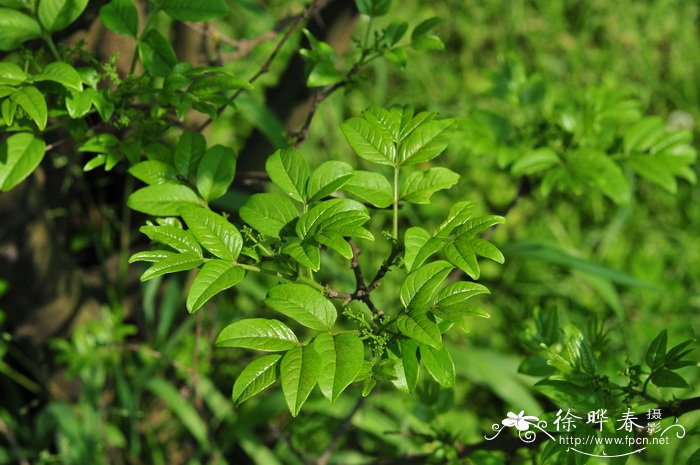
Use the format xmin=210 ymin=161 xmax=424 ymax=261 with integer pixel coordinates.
xmin=197 ymin=0 xmax=328 ymax=132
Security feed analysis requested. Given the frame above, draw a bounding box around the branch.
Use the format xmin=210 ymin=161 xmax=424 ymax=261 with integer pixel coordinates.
xmin=196 ymin=0 xmax=329 ymax=132
xmin=367 ymin=395 xmax=700 ymax=465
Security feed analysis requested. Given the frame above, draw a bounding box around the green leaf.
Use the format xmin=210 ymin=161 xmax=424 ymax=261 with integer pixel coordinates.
xmin=216 ymin=318 xmax=298 ymax=351
xmin=264 ymin=283 xmax=337 ymax=330
xmin=687 ymin=448 xmax=700 ymax=465
xmin=435 ymin=201 xmax=476 ymax=236
xmin=0 ymin=62 xmax=27 ymax=85
xmin=419 ymin=344 xmax=455 ymax=387
xmin=38 ymin=0 xmax=88 ymax=32
xmin=128 ymin=250 xmax=174 ymax=263
xmin=145 ymin=378 xmax=209 ymax=449
xmin=1 ymin=98 xmax=17 ymax=125
xmin=265 ymin=148 xmax=310 ymax=203
xmin=160 ymin=0 xmax=230 ymax=21
xmin=410 ymin=34 xmax=444 ymax=51
xmin=434 ymin=282 xmax=490 ymax=306
xmin=11 ymin=86 xmax=47 ymax=130
xmin=396 ymin=311 xmax=441 ymax=348
xmin=306 ymin=161 xmax=353 ymax=201
xmin=232 ymin=354 xmax=281 ymax=406
xmin=296 ymin=198 xmax=371 ymax=239
xmin=283 ymin=241 xmax=320 ymax=271
xmin=399 ymin=339 xmax=420 ymax=392
xmin=403 ymin=227 xmax=442 ymax=272
xmin=0 ymin=9 xmax=41 ymax=51
xmin=186 ymin=260 xmax=245 ymax=313
xmin=140 ymin=225 xmax=202 ymax=255
xmin=174 ymin=130 xmax=206 ymax=180
xmin=650 ymin=368 xmax=688 ymax=389
xmin=180 ymin=205 xmax=242 ymax=261
xmin=140 ymin=252 xmax=203 ymax=281
xmin=196 ymin=145 xmax=236 ymax=201
xmin=398 ymin=119 xmax=454 ymax=166
xmin=341 ymin=170 xmax=393 ymax=208
xmin=33 ymin=61 xmax=83 ymax=91
xmin=239 ymin=193 xmax=298 ymax=237
xmin=314 ymin=333 xmax=364 ymax=402
xmin=314 ymin=232 xmax=352 ymax=259
xmin=355 ymin=0 xmax=391 ymax=16
xmin=411 ymin=16 xmax=444 ymax=41
xmin=280 ymin=345 xmax=321 ymax=417
xmin=627 ymin=155 xmax=680 ymax=194
xmin=79 ymin=133 xmax=119 ymax=153
xmin=188 ymin=73 xmax=251 ymax=97
xmin=129 ymin=160 xmax=179 ymax=185
xmin=568 ymin=149 xmax=630 ymax=204
xmin=400 ymin=260 xmax=453 ymax=309
xmin=646 ymin=330 xmax=668 ymax=370
xmin=65 ymin=88 xmax=95 ymax=117
xmin=453 ymin=215 xmax=506 ymax=238
xmin=0 ymin=133 xmax=46 ymax=191
xmin=384 ymin=20 xmax=408 ymax=46
xmin=400 ymin=167 xmax=459 ymax=204
xmin=340 ymin=116 xmax=396 ymax=166
xmin=127 ymin=183 xmax=200 ymax=216
xmin=138 ymin=29 xmax=177 ymax=77
xmin=99 ymin=0 xmax=139 ymax=37
xmin=444 ymin=238 xmax=504 ymax=280
xmin=511 ymin=148 xmax=560 ymax=176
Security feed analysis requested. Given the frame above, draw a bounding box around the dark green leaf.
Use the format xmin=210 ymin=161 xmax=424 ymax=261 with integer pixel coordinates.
xmin=38 ymin=0 xmax=88 ymax=32
xmin=384 ymin=21 xmax=408 ymax=45
xmin=188 ymin=73 xmax=251 ymax=97
xmin=314 ymin=232 xmax=352 ymax=259
xmin=160 ymin=0 xmax=230 ymax=21
xmin=232 ymin=354 xmax=281 ymax=406
xmin=280 ymin=345 xmax=321 ymax=416
xmin=296 ymin=198 xmax=370 ymax=239
xmin=99 ymin=0 xmax=138 ymax=37
xmin=79 ymin=134 xmax=119 ymax=153
xmin=646 ymin=330 xmax=668 ymax=370
xmin=410 ymin=16 xmax=444 ymax=41
xmin=186 ymin=260 xmax=245 ymax=313
xmin=434 ymin=282 xmax=490 ymax=306
xmin=435 ymin=201 xmax=476 ymax=236
xmin=453 ymin=215 xmax=506 ymax=238
xmin=216 ymin=318 xmax=298 ymax=351
xmin=127 ymin=183 xmax=200 ymax=216
xmin=180 ymin=205 xmax=242 ymax=261
xmin=0 ymin=132 xmax=46 ymax=191
xmin=0 ymin=9 xmax=41 ymax=51
xmin=138 ymin=30 xmax=177 ymax=77
xmin=314 ymin=333 xmax=364 ymax=402
xmin=264 ymin=283 xmax=337 ymax=330
xmin=239 ymin=193 xmax=298 ymax=237
xmin=650 ymin=368 xmax=688 ymax=388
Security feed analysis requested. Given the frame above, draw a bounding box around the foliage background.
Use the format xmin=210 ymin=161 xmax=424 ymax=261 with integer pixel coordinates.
xmin=0 ymin=0 xmax=699 ymax=464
